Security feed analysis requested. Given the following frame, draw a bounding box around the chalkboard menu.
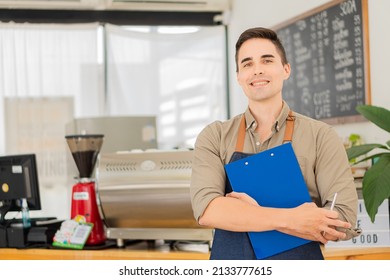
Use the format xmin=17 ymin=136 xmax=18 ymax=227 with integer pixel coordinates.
xmin=274 ymin=0 xmax=370 ymax=124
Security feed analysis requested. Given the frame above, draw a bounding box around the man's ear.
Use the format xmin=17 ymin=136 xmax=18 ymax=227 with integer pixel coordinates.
xmin=283 ymin=63 xmax=291 ymax=80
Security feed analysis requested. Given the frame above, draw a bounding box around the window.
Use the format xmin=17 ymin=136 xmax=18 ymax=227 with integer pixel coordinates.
xmin=105 ymin=24 xmax=227 ymax=148
xmin=1 ymin=23 xmax=227 ymax=151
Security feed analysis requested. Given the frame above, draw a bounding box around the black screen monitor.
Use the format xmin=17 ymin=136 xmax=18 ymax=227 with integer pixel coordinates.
xmin=0 ymin=154 xmax=41 ymax=224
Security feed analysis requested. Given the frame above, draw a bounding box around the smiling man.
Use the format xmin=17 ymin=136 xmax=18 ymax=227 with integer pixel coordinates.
xmin=190 ymin=27 xmax=359 ymax=260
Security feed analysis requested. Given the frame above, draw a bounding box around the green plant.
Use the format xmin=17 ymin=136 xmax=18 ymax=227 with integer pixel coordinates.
xmin=346 ymin=105 xmax=390 ymax=222
xmin=348 ymin=133 xmax=362 ymax=146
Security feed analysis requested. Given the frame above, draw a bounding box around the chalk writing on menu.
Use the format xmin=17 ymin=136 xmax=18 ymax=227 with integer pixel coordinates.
xmin=275 ymin=0 xmax=370 ymax=123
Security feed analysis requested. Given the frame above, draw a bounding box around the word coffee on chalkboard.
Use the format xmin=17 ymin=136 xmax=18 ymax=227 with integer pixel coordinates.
xmin=274 ymin=0 xmax=370 ymax=124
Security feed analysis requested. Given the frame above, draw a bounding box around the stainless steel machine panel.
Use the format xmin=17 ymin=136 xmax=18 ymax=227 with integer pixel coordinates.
xmin=96 ymin=150 xmax=213 ymax=243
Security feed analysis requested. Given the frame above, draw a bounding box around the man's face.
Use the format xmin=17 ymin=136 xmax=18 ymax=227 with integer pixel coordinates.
xmin=236 ymin=38 xmax=290 ymax=104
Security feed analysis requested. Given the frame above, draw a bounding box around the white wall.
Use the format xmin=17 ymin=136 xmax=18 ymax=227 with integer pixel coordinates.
xmin=227 ymin=0 xmax=390 ymax=145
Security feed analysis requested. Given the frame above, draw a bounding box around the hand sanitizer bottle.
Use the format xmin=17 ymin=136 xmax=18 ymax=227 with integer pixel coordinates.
xmin=21 ymin=198 xmax=31 ymax=228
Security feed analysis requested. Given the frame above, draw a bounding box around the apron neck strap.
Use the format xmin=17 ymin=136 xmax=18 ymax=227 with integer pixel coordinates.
xmin=283 ymin=110 xmax=295 ymax=143
xmin=235 ymin=110 xmax=295 ymax=152
xmin=235 ymin=115 xmax=247 ymax=152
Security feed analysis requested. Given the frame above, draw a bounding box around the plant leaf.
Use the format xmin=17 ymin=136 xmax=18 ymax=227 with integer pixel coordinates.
xmin=357 ymin=105 xmax=390 ymax=133
xmin=352 ymin=152 xmax=390 ymax=165
xmin=362 ymin=154 xmax=390 ymax=222
xmin=346 ymin=143 xmax=386 ymax=161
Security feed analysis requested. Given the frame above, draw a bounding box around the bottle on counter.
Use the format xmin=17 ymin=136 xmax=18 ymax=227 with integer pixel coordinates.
xmin=21 ymin=198 xmax=31 ymax=228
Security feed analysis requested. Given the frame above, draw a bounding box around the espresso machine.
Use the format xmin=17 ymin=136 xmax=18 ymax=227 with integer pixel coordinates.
xmin=65 ymin=134 xmax=106 ymax=245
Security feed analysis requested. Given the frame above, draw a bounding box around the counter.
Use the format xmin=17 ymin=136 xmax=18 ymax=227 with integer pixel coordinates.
xmin=0 ymin=247 xmax=207 ymax=260
xmin=1 ymin=246 xmax=389 ymax=260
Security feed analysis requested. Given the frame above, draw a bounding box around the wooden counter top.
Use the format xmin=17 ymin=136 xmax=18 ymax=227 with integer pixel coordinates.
xmin=0 ymin=247 xmax=209 ymax=260
xmin=322 ymin=246 xmax=390 ymax=260
xmin=1 ymin=245 xmax=389 ymax=260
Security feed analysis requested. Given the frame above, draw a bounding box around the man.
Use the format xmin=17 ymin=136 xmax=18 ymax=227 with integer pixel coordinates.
xmin=190 ymin=27 xmax=359 ymax=260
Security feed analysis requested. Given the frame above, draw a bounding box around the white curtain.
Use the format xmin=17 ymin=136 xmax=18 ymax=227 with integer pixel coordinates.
xmin=0 ymin=23 xmax=100 ymax=94
xmin=0 ymin=22 xmax=103 ymax=149
xmin=0 ymin=22 xmax=103 ymax=115
xmin=105 ymin=25 xmax=227 ymax=148
xmin=0 ymin=23 xmax=227 ymax=151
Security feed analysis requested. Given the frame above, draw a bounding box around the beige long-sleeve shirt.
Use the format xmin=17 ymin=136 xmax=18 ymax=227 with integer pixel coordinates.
xmin=190 ymin=101 xmax=358 ymax=239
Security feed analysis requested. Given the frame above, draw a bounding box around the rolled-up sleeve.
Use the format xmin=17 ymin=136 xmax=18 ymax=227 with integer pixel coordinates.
xmin=190 ymin=122 xmax=227 ymax=221
xmin=314 ymin=126 xmax=359 ymax=240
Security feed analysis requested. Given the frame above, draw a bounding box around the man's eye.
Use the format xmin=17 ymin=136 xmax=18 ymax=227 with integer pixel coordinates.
xmin=243 ymin=62 xmax=252 ymax=68
xmin=264 ymin=59 xmax=273 ymax=63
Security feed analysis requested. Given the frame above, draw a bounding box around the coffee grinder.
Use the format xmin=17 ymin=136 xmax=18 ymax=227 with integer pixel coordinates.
xmin=65 ymin=134 xmax=106 ymax=245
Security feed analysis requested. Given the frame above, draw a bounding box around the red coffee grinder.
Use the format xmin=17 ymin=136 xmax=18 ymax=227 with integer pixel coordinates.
xmin=65 ymin=134 xmax=106 ymax=245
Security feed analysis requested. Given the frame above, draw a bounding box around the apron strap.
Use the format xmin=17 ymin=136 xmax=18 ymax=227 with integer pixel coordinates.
xmin=283 ymin=110 xmax=295 ymax=143
xmin=235 ymin=110 xmax=295 ymax=152
xmin=235 ymin=114 xmax=247 ymax=152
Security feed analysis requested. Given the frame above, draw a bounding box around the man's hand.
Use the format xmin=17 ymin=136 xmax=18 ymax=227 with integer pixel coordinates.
xmin=280 ymin=202 xmax=351 ymax=244
xmin=226 ymin=191 xmax=259 ymax=206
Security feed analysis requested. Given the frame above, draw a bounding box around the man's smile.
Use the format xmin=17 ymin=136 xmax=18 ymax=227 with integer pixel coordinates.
xmin=250 ymin=79 xmax=269 ymax=87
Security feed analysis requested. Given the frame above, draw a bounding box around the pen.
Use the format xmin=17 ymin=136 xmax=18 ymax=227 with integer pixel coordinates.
xmin=330 ymin=192 xmax=338 ymax=211
xmin=322 ymin=193 xmax=338 ymax=238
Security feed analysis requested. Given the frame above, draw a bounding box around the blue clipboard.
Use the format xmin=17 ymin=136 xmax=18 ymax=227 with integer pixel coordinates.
xmin=224 ymin=142 xmax=312 ymax=259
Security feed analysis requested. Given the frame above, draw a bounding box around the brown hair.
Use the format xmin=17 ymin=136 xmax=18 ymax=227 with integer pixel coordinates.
xmin=235 ymin=27 xmax=288 ymax=72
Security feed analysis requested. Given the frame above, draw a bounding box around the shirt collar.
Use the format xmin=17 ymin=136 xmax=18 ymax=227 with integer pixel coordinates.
xmin=243 ymin=101 xmax=291 ymax=132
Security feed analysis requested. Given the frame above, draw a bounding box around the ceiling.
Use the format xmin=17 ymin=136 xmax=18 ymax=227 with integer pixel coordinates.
xmin=0 ymin=0 xmax=232 ymax=12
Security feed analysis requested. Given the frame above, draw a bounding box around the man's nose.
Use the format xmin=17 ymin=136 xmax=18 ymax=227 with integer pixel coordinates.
xmin=254 ymin=63 xmax=264 ymax=75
